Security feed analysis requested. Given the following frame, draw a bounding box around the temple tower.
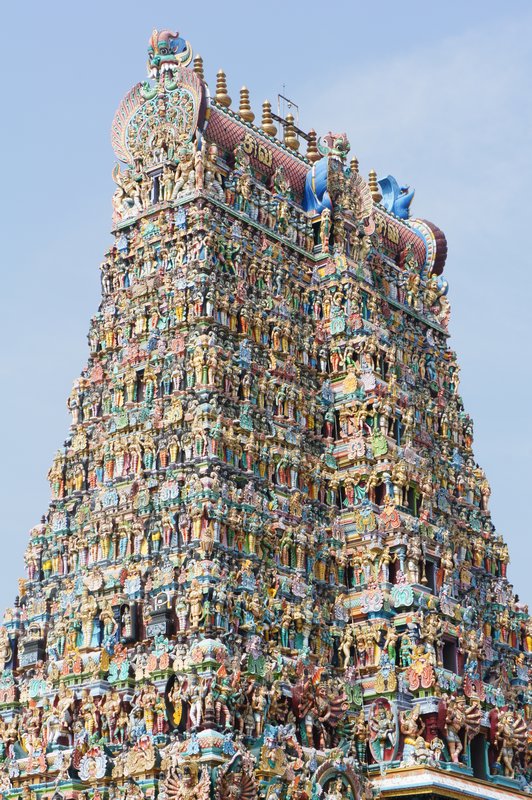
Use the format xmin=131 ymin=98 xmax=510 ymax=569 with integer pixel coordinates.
xmin=0 ymin=28 xmax=530 ymax=800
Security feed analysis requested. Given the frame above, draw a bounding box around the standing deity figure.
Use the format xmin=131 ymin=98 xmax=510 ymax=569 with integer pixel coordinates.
xmin=0 ymin=628 xmax=12 ymax=672
xmin=186 ymin=674 xmax=206 ymax=730
xmin=100 ymin=601 xmax=118 ymax=643
xmin=352 ymin=708 xmax=368 ymax=764
xmin=339 ymin=625 xmax=355 ymax=668
xmin=440 ymin=695 xmax=467 ymax=763
xmin=494 ymin=709 xmax=527 ymax=779
xmin=101 ymin=689 xmax=123 ymax=744
xmin=406 ymin=535 xmax=422 ymax=584
xmin=188 ymin=580 xmax=204 ymax=629
xmin=320 ymin=208 xmax=332 ymax=254
xmin=79 ymin=688 xmax=99 ymax=739
xmin=79 ymin=588 xmax=98 ymax=649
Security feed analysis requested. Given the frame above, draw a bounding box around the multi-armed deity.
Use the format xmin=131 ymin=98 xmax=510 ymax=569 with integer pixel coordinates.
xmin=0 ymin=27 xmax=530 ymax=800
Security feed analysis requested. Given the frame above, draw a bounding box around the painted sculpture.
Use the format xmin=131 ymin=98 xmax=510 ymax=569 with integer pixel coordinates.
xmin=0 ymin=26 xmax=530 ymax=800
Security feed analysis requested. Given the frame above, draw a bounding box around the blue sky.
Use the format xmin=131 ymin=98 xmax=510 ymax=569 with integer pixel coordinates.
xmin=0 ymin=0 xmax=531 ymax=611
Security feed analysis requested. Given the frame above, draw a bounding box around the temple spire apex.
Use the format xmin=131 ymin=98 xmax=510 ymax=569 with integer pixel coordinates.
xmin=306 ymin=128 xmax=320 ymax=162
xmin=284 ymin=112 xmax=299 ymax=150
xmin=238 ymin=86 xmax=255 ymax=122
xmin=260 ymin=100 xmax=277 ymax=137
xmin=193 ymin=53 xmax=204 ymax=81
xmin=215 ymin=68 xmax=231 ymax=107
xmin=368 ymin=168 xmax=382 ymax=202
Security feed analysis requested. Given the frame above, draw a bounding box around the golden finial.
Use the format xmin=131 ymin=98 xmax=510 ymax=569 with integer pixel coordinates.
xmin=261 ymin=100 xmax=277 ymax=137
xmin=215 ymin=69 xmax=231 ymax=107
xmin=368 ymin=169 xmax=382 ymax=202
xmin=350 ymin=156 xmax=359 ymax=174
xmin=238 ymin=86 xmax=255 ymax=123
xmin=306 ymin=129 xmax=320 ymax=163
xmin=193 ymin=54 xmax=204 ymax=81
xmin=284 ymin=113 xmax=299 ymax=151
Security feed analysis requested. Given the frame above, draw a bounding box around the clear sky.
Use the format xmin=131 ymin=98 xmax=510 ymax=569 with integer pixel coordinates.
xmin=0 ymin=0 xmax=531 ymax=612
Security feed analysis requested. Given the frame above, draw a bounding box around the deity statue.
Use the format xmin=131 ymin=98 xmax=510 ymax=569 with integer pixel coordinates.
xmin=400 ymin=705 xmax=425 ymax=763
xmin=160 ymin=762 xmax=210 ymax=800
xmin=368 ymin=700 xmax=397 ymax=762
xmin=79 ymin=588 xmax=98 ymax=649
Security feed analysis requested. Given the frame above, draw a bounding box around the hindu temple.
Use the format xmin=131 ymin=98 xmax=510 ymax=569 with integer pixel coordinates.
xmin=0 ymin=27 xmax=530 ymax=800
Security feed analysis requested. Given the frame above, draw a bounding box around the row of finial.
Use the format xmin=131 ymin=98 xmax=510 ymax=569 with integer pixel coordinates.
xmin=192 ymin=56 xmax=382 ymax=199
xmin=191 ymin=56 xmax=318 ymax=161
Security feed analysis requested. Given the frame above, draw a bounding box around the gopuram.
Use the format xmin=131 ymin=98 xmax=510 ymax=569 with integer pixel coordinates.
xmin=0 ymin=27 xmax=530 ymax=800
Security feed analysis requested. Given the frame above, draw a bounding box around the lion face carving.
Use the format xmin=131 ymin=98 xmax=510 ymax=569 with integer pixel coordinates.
xmin=147 ymin=29 xmax=193 ymax=77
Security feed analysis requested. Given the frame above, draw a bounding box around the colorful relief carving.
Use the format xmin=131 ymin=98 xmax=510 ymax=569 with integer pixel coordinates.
xmin=0 ymin=26 xmax=530 ymax=800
